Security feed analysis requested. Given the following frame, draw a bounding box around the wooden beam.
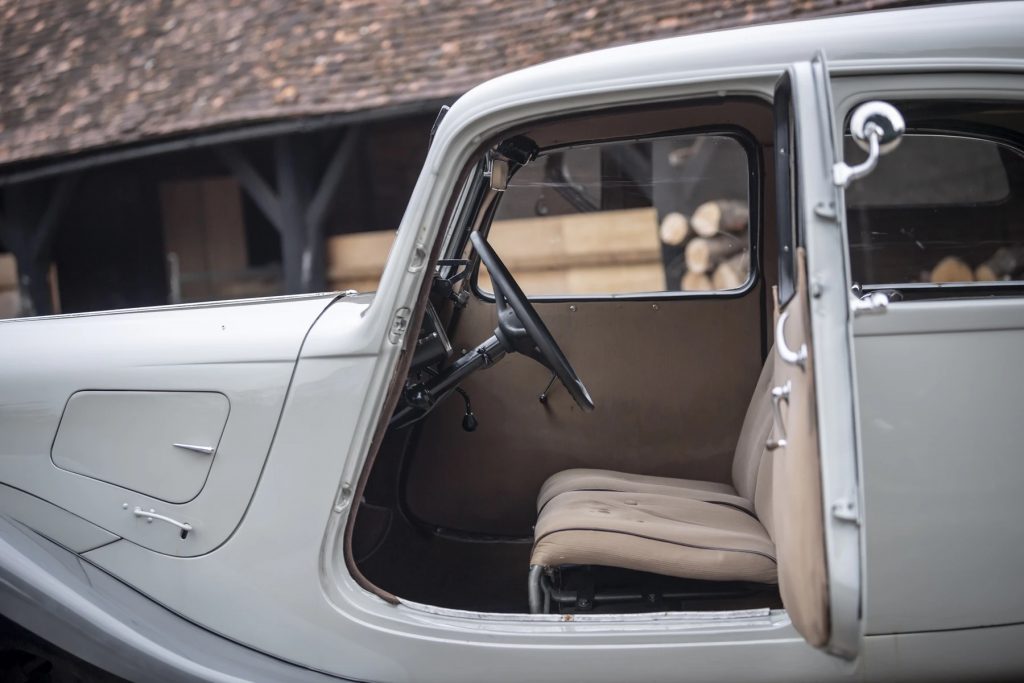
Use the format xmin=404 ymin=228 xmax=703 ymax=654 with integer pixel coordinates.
xmin=305 ymin=126 xmax=358 ymax=238
xmin=607 ymin=145 xmax=653 ymax=202
xmin=216 ymin=146 xmax=285 ymax=233
xmin=274 ymin=135 xmax=314 ymax=293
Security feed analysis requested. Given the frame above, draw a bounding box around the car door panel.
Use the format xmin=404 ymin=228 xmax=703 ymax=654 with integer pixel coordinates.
xmin=0 ymin=295 xmax=335 ymax=556
xmin=771 ymin=250 xmax=830 ymax=647
xmin=855 ymin=298 xmax=1024 ymax=633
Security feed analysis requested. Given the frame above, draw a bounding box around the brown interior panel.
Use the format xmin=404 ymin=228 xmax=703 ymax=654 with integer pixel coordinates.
xmin=405 ymin=291 xmax=765 ymax=536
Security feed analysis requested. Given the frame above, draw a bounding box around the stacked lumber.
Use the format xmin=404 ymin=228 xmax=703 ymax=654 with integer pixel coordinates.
xmin=658 ymin=199 xmax=750 ymax=292
xmin=0 ymin=255 xmax=19 ymax=319
xmin=974 ymin=246 xmax=1024 ymax=282
xmin=923 ymin=246 xmax=1024 ymax=284
xmin=929 ymin=246 xmax=1024 ymax=284
xmin=477 ymin=207 xmax=664 ymax=294
xmin=0 ymin=255 xmax=60 ymax=319
xmin=326 ymin=207 xmax=666 ymax=295
xmin=327 ymin=230 xmax=396 ymax=292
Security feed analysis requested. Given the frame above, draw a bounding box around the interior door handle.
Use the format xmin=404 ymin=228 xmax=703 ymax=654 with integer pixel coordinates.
xmin=766 ymin=381 xmax=791 ymax=451
xmin=775 ymin=311 xmax=807 ymax=370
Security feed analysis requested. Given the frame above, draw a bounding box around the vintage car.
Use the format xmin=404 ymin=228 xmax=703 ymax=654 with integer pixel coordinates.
xmin=2 ymin=2 xmax=1024 ymax=681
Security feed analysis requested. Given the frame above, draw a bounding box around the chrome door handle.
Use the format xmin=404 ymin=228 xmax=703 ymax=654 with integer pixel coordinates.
xmin=131 ymin=506 xmax=193 ymax=539
xmin=776 ymin=311 xmax=807 ymax=370
xmin=766 ymin=381 xmax=791 ymax=451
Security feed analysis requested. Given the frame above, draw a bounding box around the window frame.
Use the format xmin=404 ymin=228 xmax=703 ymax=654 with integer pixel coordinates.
xmin=469 ymin=124 xmax=763 ymax=303
xmin=840 ymin=105 xmax=1024 ymax=301
xmin=774 ymin=71 xmax=799 ymax=309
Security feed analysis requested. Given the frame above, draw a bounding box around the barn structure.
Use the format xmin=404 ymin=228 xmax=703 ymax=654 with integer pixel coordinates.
xmin=0 ymin=0 xmax=913 ymax=317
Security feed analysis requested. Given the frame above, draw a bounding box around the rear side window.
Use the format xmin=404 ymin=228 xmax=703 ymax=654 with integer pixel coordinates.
xmin=479 ymin=133 xmax=753 ymax=297
xmin=846 ymin=129 xmax=1024 ymax=290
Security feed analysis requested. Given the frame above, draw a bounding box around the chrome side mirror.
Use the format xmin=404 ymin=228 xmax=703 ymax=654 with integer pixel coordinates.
xmin=832 ymin=100 xmax=905 ymax=188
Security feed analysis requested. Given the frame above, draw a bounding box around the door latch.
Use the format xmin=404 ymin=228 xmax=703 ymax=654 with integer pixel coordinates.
xmin=388 ymin=307 xmax=411 ymax=344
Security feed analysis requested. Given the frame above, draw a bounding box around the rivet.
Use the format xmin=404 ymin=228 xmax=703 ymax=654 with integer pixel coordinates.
xmin=569 ymin=305 xmax=577 ymax=312
xmin=122 ymin=503 xmax=128 ymax=509
xmin=333 ymin=505 xmax=344 ymax=513
xmin=651 ymin=304 xmax=659 ymax=311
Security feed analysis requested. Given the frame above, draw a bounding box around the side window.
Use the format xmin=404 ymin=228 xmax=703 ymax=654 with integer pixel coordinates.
xmin=478 ymin=133 xmax=753 ymax=297
xmin=845 ymin=105 xmax=1024 ymax=292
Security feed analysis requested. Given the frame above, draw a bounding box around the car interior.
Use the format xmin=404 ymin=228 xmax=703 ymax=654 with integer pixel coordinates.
xmin=345 ymin=92 xmax=1024 ymax=622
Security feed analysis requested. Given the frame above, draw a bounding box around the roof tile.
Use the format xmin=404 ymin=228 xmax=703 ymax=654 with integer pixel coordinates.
xmin=0 ymin=0 xmax=916 ymax=167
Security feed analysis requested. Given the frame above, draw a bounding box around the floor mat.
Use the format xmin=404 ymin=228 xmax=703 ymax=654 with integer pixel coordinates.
xmin=357 ymin=512 xmax=532 ymax=613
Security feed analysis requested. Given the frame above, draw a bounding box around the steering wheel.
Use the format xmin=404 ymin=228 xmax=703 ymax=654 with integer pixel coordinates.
xmin=471 ymin=231 xmax=595 ymax=412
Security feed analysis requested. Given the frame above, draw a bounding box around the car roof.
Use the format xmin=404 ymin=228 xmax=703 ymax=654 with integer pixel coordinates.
xmin=447 ymin=2 xmax=1024 ymax=122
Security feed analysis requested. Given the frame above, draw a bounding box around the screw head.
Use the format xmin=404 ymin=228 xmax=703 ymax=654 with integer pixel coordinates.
xmin=569 ymin=305 xmax=577 ymax=312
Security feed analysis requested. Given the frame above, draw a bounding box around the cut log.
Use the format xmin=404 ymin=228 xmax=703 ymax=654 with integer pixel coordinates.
xmin=691 ymin=199 xmax=749 ymax=237
xmin=974 ymin=246 xmax=1024 ymax=282
xmin=658 ymin=212 xmax=689 ymax=246
xmin=930 ymin=256 xmax=974 ymax=283
xmin=712 ymin=252 xmax=750 ymax=290
xmin=684 ymin=235 xmax=745 ymax=274
xmin=681 ymin=270 xmax=713 ymax=291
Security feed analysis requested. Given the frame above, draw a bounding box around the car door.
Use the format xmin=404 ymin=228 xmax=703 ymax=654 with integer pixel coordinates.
xmin=770 ymin=54 xmax=863 ymax=658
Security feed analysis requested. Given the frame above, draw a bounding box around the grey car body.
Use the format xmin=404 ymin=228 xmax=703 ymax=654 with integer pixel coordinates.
xmin=2 ymin=3 xmax=1024 ymax=681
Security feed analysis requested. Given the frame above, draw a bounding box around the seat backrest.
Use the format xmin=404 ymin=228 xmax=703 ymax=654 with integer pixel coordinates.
xmin=730 ymin=347 xmax=777 ymax=537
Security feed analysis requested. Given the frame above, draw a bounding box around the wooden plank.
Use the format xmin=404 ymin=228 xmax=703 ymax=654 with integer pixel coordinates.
xmin=0 ymin=254 xmax=17 ymax=290
xmin=489 ymin=207 xmax=659 ymax=270
xmin=326 ymin=207 xmax=662 ymax=295
xmin=326 ymin=230 xmax=395 ymax=282
xmin=160 ymin=180 xmax=209 ymax=300
xmin=480 ymin=262 xmax=664 ymax=296
xmin=200 ymin=178 xmax=249 ymax=297
xmin=0 ymin=290 xmax=19 ymax=319
xmin=160 ymin=177 xmax=249 ymax=301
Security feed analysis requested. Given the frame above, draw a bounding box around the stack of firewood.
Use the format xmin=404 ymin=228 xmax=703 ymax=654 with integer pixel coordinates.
xmin=925 ymin=246 xmax=1024 ymax=284
xmin=659 ymin=199 xmax=750 ymax=291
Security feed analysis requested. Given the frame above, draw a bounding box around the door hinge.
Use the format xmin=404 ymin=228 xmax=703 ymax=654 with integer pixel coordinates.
xmin=831 ymin=497 xmax=860 ymax=524
xmin=388 ymin=307 xmax=411 ymax=344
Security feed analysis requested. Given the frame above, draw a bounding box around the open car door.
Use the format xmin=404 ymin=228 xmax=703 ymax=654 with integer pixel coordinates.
xmin=771 ymin=52 xmax=863 ymax=658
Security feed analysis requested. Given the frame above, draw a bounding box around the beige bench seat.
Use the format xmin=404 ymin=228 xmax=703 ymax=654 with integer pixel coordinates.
xmin=529 ymin=348 xmax=779 ymax=609
xmin=533 ymin=489 xmax=777 ymax=583
xmin=537 ymin=469 xmax=753 ymax=514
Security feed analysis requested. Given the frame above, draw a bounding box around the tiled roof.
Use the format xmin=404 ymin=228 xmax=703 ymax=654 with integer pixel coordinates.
xmin=0 ymin=0 xmax=915 ymax=167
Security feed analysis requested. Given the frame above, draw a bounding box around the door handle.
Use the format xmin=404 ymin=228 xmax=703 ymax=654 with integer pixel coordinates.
xmin=766 ymin=381 xmax=791 ymax=451
xmin=131 ymin=506 xmax=193 ymax=539
xmin=775 ymin=311 xmax=807 ymax=370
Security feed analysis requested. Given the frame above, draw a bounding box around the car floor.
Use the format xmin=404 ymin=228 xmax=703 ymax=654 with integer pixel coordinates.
xmin=353 ymin=502 xmax=532 ymax=613
xmin=353 ymin=501 xmax=782 ymax=615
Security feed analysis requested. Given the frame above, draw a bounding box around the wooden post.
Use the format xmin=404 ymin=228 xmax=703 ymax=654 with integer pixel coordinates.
xmin=218 ymin=128 xmax=358 ymax=294
xmin=0 ymin=175 xmax=78 ymax=316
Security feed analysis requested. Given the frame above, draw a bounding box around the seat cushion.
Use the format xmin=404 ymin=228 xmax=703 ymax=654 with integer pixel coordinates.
xmin=537 ymin=468 xmax=753 ymax=514
xmin=532 ymin=490 xmax=777 ymax=583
